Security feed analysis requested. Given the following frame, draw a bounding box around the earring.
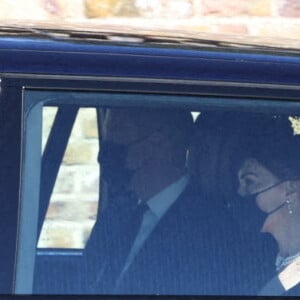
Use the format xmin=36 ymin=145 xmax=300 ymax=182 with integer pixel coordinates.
xmin=286 ymin=199 xmax=293 ymax=214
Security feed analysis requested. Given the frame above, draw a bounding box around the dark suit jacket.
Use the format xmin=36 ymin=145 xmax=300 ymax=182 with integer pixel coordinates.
xmin=33 ymin=185 xmax=277 ymax=295
xmin=82 ymin=185 xmax=261 ymax=295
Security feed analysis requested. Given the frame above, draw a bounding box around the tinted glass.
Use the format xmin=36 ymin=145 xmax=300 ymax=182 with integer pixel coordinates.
xmin=17 ymin=91 xmax=300 ymax=296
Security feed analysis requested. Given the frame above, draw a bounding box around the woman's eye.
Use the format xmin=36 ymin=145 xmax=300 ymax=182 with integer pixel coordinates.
xmin=244 ymin=177 xmax=255 ymax=186
xmin=240 ymin=173 xmax=256 ymax=185
xmin=242 ymin=175 xmax=259 ymax=194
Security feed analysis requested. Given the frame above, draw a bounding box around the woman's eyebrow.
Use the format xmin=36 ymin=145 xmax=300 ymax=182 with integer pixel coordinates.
xmin=239 ymin=171 xmax=257 ymax=180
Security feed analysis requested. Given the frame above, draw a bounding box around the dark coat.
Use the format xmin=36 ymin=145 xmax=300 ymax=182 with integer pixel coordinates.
xmin=33 ymin=186 xmax=277 ymax=295
xmin=83 ymin=186 xmax=266 ymax=295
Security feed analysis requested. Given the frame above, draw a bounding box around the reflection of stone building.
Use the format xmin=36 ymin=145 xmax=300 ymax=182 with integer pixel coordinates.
xmin=1 ymin=0 xmax=300 ymax=40
xmin=85 ymin=0 xmax=140 ymax=17
xmin=39 ymin=108 xmax=100 ymax=249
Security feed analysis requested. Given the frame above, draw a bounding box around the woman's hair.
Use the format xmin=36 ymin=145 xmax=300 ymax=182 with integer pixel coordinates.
xmin=189 ymin=111 xmax=238 ymax=202
xmin=244 ymin=125 xmax=300 ymax=181
xmin=188 ymin=111 xmax=296 ymax=204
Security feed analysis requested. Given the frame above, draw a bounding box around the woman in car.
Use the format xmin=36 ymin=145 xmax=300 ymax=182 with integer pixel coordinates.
xmin=188 ymin=111 xmax=292 ymax=294
xmin=237 ymin=130 xmax=300 ymax=295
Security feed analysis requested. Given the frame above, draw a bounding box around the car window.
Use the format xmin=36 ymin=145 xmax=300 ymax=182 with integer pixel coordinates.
xmin=38 ymin=107 xmax=99 ymax=249
xmin=16 ymin=90 xmax=300 ymax=295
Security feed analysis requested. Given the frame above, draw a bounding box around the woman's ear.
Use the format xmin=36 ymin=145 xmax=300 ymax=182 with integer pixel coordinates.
xmin=285 ymin=180 xmax=300 ymax=196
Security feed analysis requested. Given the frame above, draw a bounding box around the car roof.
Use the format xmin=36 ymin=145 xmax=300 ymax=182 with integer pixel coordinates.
xmin=2 ymin=21 xmax=300 ymax=52
xmin=1 ymin=22 xmax=300 ymax=84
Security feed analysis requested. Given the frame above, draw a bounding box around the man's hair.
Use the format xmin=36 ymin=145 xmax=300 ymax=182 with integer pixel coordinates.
xmin=105 ymin=107 xmax=193 ymax=147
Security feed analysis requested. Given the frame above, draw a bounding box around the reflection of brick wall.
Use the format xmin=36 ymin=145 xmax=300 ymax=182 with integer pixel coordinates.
xmin=1 ymin=0 xmax=300 ymax=41
xmin=290 ymin=117 xmax=300 ymax=134
xmin=38 ymin=108 xmax=99 ymax=249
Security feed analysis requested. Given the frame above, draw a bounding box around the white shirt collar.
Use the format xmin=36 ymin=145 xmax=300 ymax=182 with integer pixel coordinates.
xmin=146 ymin=175 xmax=189 ymax=219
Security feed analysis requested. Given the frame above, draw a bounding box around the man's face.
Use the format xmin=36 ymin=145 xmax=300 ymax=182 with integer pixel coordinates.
xmin=103 ymin=109 xmax=143 ymax=145
xmin=102 ymin=109 xmax=158 ymax=171
xmin=100 ymin=109 xmax=144 ymax=202
xmin=100 ymin=109 xmax=158 ymax=200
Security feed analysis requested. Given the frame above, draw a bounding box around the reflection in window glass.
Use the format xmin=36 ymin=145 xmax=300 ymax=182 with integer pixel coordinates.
xmin=18 ymin=91 xmax=300 ymax=296
xmin=289 ymin=116 xmax=300 ymax=135
xmin=38 ymin=108 xmax=99 ymax=249
xmin=42 ymin=107 xmax=58 ymax=153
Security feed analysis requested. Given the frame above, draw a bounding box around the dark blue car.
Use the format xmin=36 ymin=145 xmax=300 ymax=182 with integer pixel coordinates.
xmin=1 ymin=24 xmax=300 ymax=297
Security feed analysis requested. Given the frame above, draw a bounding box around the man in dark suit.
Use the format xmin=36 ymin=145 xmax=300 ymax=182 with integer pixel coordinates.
xmin=84 ymin=107 xmax=210 ymax=294
xmin=84 ymin=108 xmax=276 ymax=295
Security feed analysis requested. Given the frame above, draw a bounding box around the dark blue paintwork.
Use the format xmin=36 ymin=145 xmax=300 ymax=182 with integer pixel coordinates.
xmin=1 ymin=36 xmax=300 ymax=84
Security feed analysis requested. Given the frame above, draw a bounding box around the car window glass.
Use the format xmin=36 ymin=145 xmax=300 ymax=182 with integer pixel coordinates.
xmin=16 ymin=90 xmax=300 ymax=295
xmin=38 ymin=107 xmax=99 ymax=249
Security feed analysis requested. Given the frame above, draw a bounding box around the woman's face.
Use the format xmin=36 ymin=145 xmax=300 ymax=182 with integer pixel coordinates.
xmin=237 ymin=158 xmax=287 ymax=233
